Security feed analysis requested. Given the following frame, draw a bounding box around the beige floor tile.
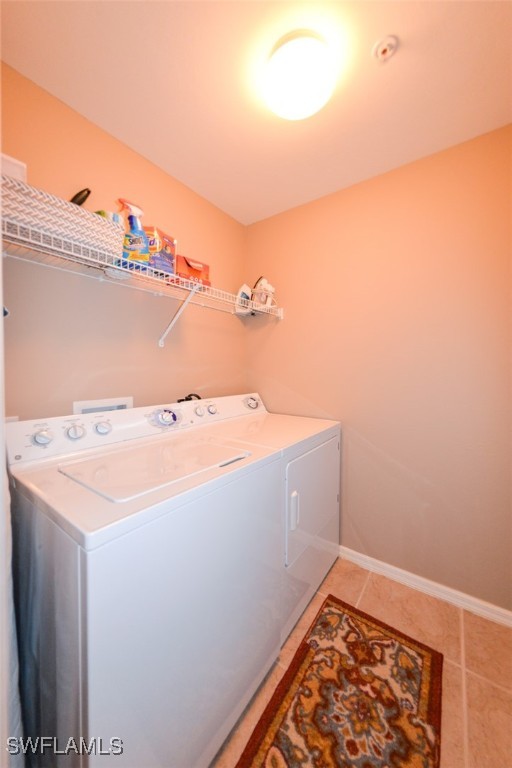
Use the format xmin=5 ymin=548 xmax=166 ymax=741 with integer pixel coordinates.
xmin=466 ymin=672 xmax=512 ymax=768
xmin=358 ymin=573 xmax=462 ymax=663
xmin=212 ymin=571 xmax=512 ymax=768
xmin=440 ymin=661 xmax=465 ymax=768
xmin=211 ymin=662 xmax=285 ymax=767
xmin=464 ymin=611 xmax=512 ymax=692
xmin=317 ymin=557 xmax=370 ymax=605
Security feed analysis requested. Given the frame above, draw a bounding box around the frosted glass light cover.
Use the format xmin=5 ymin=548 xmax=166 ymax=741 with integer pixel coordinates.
xmin=263 ymin=32 xmax=337 ymax=120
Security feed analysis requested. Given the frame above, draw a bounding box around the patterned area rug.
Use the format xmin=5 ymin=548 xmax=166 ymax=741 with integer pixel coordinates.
xmin=235 ymin=595 xmax=443 ymax=767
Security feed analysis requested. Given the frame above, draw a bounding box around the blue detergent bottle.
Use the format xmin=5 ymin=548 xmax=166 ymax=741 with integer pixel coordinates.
xmin=118 ymin=198 xmax=150 ymax=267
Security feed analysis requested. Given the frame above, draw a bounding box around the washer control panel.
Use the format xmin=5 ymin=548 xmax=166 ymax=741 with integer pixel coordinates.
xmin=152 ymin=408 xmax=181 ymax=427
xmin=6 ymin=393 xmax=266 ymax=465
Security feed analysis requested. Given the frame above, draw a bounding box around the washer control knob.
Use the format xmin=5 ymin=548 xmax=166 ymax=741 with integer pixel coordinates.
xmin=33 ymin=429 xmax=54 ymax=446
xmin=194 ymin=406 xmax=205 ymax=417
xmin=95 ymin=421 xmax=112 ymax=436
xmin=155 ymin=409 xmax=179 ymax=426
xmin=245 ymin=396 xmax=259 ymax=410
xmin=66 ymin=424 xmax=86 ymax=441
xmin=207 ymin=404 xmax=217 ymax=415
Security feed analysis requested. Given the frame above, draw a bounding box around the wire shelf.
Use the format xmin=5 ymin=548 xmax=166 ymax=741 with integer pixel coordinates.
xmin=2 ymin=218 xmax=284 ymax=319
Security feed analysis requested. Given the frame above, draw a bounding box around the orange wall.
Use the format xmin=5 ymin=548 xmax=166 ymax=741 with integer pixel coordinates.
xmin=1 ymin=64 xmax=249 ymax=417
xmin=246 ymin=125 xmax=512 ymax=610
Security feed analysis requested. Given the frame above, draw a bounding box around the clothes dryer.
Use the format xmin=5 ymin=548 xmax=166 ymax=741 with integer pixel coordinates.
xmin=205 ymin=394 xmax=341 ymax=642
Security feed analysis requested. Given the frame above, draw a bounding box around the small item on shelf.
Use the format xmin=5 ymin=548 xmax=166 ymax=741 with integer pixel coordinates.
xmin=175 ymin=255 xmax=211 ymax=286
xmin=69 ymin=188 xmax=91 ymax=206
xmin=251 ymin=276 xmax=276 ymax=308
xmin=95 ymin=210 xmax=124 ymax=227
xmin=118 ymin=198 xmax=150 ymax=268
xmin=144 ymin=226 xmax=177 ymax=275
xmin=235 ymin=284 xmax=255 ymax=316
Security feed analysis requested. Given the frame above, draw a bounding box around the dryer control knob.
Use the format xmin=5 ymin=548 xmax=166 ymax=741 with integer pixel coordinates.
xmin=66 ymin=424 xmax=86 ymax=440
xmin=95 ymin=421 xmax=112 ymax=436
xmin=245 ymin=396 xmax=259 ymax=410
xmin=33 ymin=429 xmax=54 ymax=446
xmin=207 ymin=404 xmax=217 ymax=415
xmin=155 ymin=409 xmax=179 ymax=426
xmin=194 ymin=406 xmax=205 ymax=417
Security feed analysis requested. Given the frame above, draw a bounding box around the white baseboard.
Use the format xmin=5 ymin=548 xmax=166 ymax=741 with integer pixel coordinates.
xmin=339 ymin=546 xmax=512 ymax=628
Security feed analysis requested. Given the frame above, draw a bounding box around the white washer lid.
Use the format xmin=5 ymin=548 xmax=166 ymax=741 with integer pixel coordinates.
xmin=58 ymin=438 xmax=250 ymax=502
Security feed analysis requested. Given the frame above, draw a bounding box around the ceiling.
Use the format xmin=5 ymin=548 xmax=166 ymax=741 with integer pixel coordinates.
xmin=2 ymin=1 xmax=512 ymax=225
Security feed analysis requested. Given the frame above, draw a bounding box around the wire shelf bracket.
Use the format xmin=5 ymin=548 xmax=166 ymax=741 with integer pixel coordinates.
xmin=158 ymin=284 xmax=200 ymax=347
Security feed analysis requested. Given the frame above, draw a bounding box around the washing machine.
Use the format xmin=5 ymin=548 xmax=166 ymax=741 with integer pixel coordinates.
xmin=7 ymin=396 xmax=283 ymax=768
xmin=6 ymin=393 xmax=340 ymax=767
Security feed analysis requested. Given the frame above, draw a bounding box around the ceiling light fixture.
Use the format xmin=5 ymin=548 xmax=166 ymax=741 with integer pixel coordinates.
xmin=263 ymin=30 xmax=338 ymax=121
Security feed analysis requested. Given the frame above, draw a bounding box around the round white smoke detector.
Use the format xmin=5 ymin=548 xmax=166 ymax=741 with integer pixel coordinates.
xmin=373 ymin=35 xmax=399 ymax=63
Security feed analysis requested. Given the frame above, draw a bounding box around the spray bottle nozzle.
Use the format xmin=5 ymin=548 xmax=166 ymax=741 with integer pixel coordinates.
xmin=118 ymin=198 xmax=144 ymax=218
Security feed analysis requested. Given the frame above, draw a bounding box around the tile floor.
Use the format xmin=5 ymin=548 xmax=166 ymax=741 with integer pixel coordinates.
xmin=211 ymin=557 xmax=512 ymax=768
